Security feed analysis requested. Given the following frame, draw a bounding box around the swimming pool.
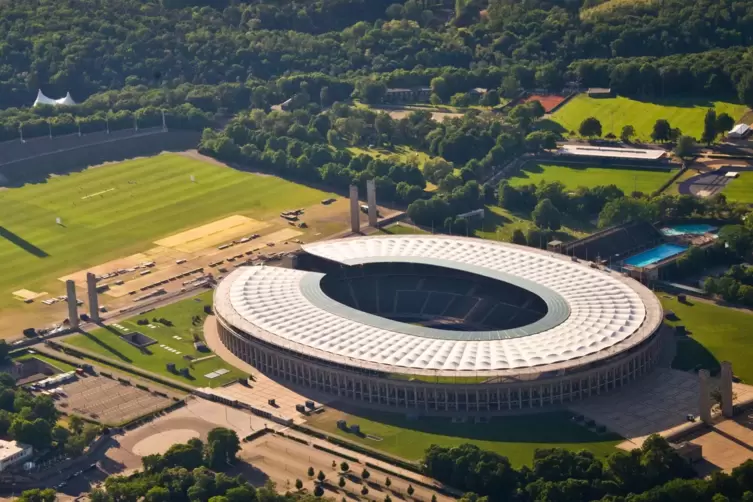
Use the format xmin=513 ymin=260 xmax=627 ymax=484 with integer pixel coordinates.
xmin=624 ymin=243 xmax=689 ymax=267
xmin=660 ymin=224 xmax=717 ymax=236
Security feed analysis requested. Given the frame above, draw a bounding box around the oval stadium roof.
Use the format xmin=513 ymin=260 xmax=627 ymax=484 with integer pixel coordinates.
xmin=214 ymin=236 xmax=663 ymax=376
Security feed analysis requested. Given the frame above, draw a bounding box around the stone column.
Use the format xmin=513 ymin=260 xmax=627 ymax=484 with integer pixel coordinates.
xmin=366 ymin=179 xmax=377 ymax=227
xmin=66 ymin=280 xmax=79 ymax=329
xmin=721 ymin=361 xmax=734 ymax=418
xmin=86 ymin=272 xmax=100 ymax=323
xmin=699 ymin=369 xmax=712 ymax=423
xmin=349 ymin=185 xmax=360 ymax=233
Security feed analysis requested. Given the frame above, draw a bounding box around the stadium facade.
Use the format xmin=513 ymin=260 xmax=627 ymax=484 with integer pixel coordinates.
xmin=214 ymin=235 xmax=664 ymax=412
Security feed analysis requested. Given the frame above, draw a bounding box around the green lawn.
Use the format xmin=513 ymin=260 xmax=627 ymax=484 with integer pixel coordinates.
xmin=722 ymin=172 xmax=753 ymax=204
xmin=0 ymin=153 xmax=332 ymax=307
xmin=661 ymin=295 xmax=753 ymax=382
xmin=66 ymin=290 xmax=246 ymax=387
xmin=508 ymin=163 xmax=675 ymax=194
xmin=474 ymin=205 xmax=592 ymax=244
xmin=551 ymin=95 xmax=748 ymax=140
xmin=13 ymin=352 xmax=77 ymax=372
xmin=379 ymin=223 xmax=429 ymax=236
xmin=307 ymin=407 xmax=621 ymax=467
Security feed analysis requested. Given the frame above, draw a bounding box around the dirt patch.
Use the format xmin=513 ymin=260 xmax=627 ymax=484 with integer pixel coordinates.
xmin=524 ymin=94 xmax=567 ymax=113
xmin=12 ymin=289 xmax=47 ymax=301
xmin=155 ymin=215 xmax=269 ymax=253
xmin=132 ymin=429 xmax=201 ymax=456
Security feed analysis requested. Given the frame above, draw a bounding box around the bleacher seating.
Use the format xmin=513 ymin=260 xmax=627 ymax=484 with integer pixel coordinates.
xmin=443 ymin=296 xmax=479 ymax=319
xmin=395 ymin=291 xmax=429 ymax=314
xmin=316 ymin=260 xmax=549 ymax=331
xmin=563 ymin=221 xmax=663 ymax=262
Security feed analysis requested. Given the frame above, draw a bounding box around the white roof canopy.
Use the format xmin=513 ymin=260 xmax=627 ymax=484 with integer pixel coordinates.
xmin=33 ymin=90 xmax=76 ymax=107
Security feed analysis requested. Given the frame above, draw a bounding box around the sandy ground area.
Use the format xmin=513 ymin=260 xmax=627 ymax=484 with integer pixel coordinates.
xmin=239 ymin=434 xmax=456 ymax=502
xmin=132 ymin=429 xmax=201 ymax=456
xmin=156 ymin=214 xmax=269 ymax=253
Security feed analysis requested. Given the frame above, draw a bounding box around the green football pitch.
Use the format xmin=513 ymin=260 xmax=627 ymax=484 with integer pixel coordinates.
xmin=508 ymin=163 xmax=675 ymax=194
xmin=722 ymin=172 xmax=753 ymax=204
xmin=551 ymin=95 xmax=747 ymax=140
xmin=0 ymin=153 xmax=332 ymax=307
xmin=66 ymin=290 xmax=245 ymax=387
xmin=307 ymin=407 xmax=621 ymax=467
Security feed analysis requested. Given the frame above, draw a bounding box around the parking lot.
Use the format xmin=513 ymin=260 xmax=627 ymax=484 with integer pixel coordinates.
xmin=54 ymin=374 xmax=173 ymax=425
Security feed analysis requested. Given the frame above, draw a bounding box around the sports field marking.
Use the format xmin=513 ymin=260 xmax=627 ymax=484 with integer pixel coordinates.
xmin=155 ymin=214 xmax=269 ymax=253
xmin=12 ymin=289 xmax=47 ymax=301
xmin=81 ymin=188 xmax=115 ymax=200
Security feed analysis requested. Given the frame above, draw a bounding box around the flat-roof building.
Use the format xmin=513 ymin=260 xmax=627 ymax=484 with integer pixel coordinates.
xmin=0 ymin=440 xmax=32 ymax=472
xmin=557 ymin=144 xmax=667 ymax=161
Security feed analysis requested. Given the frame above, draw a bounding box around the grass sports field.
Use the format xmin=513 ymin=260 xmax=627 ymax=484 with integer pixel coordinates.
xmin=551 ymin=95 xmax=747 ymax=140
xmin=0 ymin=153 xmax=333 ymax=308
xmin=307 ymin=407 xmax=620 ymax=467
xmin=66 ymin=290 xmax=245 ymax=387
xmin=508 ymin=163 xmax=675 ymax=194
xmin=662 ymin=295 xmax=753 ymax=383
xmin=723 ymin=172 xmax=753 ymax=203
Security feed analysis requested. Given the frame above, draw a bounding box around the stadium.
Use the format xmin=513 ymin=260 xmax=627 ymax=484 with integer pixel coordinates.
xmin=214 ymin=235 xmax=664 ymax=412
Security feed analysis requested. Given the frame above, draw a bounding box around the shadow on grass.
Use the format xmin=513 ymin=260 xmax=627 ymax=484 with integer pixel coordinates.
xmin=78 ymin=329 xmax=133 ymax=364
xmin=672 ymin=336 xmax=721 ymax=376
xmin=327 ymin=403 xmax=619 ymax=445
xmin=0 ymin=226 xmax=49 ymax=257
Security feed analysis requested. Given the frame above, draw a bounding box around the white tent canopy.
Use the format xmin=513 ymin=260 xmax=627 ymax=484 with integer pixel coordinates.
xmin=33 ymin=90 xmax=76 ymax=107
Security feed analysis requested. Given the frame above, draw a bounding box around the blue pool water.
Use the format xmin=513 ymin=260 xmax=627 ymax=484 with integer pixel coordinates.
xmin=660 ymin=224 xmax=717 ymax=236
xmin=624 ymin=243 xmax=689 ymax=267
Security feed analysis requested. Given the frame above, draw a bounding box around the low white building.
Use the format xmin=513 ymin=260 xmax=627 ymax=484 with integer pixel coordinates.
xmin=727 ymin=123 xmax=751 ymax=139
xmin=0 ymin=440 xmax=32 ymax=472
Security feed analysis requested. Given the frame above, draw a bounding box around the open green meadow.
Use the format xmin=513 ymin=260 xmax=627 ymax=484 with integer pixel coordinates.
xmin=475 ymin=205 xmax=592 ymax=244
xmin=0 ymin=153 xmax=332 ymax=307
xmin=13 ymin=351 xmax=77 ymax=373
xmin=722 ymin=172 xmax=753 ymax=204
xmin=66 ymin=290 xmax=245 ymax=387
xmin=508 ymin=163 xmax=675 ymax=194
xmin=551 ymin=95 xmax=747 ymax=140
xmin=662 ymin=295 xmax=753 ymax=382
xmin=307 ymin=407 xmax=621 ymax=467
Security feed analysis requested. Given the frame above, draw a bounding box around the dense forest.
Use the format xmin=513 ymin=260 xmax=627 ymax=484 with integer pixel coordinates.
xmin=3 ymin=0 xmax=753 ymax=109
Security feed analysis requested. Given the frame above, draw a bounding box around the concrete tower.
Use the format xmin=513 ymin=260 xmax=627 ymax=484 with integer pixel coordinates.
xmin=349 ymin=185 xmax=360 ymax=233
xmin=66 ymin=280 xmax=79 ymax=329
xmin=721 ymin=361 xmax=734 ymax=418
xmin=366 ymin=179 xmax=377 ymax=228
xmin=87 ymin=272 xmax=100 ymax=323
xmin=698 ymin=369 xmax=712 ymax=423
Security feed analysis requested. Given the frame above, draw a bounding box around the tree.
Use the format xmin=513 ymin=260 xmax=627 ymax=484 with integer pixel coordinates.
xmin=362 ymin=469 xmax=370 ymax=480
xmin=524 ymin=131 xmax=558 ymax=152
xmin=480 ymin=90 xmax=500 ymax=107
xmin=598 ymin=197 xmax=658 ymax=228
xmin=430 ymin=77 xmax=451 ymax=103
xmin=295 ymin=479 xmax=303 ymax=490
xmin=738 ymin=73 xmax=753 ymax=109
xmin=651 ymin=119 xmax=671 ymax=142
xmin=511 ymin=229 xmax=527 ymax=245
xmin=450 ymin=93 xmax=471 ymax=107
xmin=717 ymin=113 xmax=735 ymax=134
xmin=500 ymin=75 xmax=521 ymax=99
xmin=339 ymin=477 xmax=346 ymax=488
xmin=362 ymin=486 xmax=369 ymax=495
xmin=532 ymin=199 xmax=562 ymax=231
xmin=314 ymin=485 xmax=324 ymax=497
xmin=68 ymin=414 xmax=84 ymax=435
xmin=340 ymin=461 xmax=349 ymax=473
xmin=579 ymin=117 xmax=602 ymax=137
xmin=205 ymin=428 xmax=240 ymax=470
xmin=18 ymin=489 xmax=57 ymax=502
xmin=386 ymin=477 xmax=392 ymax=488
xmin=355 ymin=80 xmax=387 ymax=104
xmin=407 ymin=485 xmax=415 ymax=496
xmin=432 ymin=495 xmax=438 ymax=502
xmin=674 ymin=135 xmax=696 ymax=158
xmin=308 ymin=467 xmax=315 ymax=477
xmin=317 ymin=470 xmax=326 ymax=483
xmin=145 ymin=486 xmax=170 ymax=502
xmin=701 ymin=108 xmax=717 ymax=145
xmin=620 ymin=125 xmax=636 ymax=143
xmin=423 ymin=158 xmax=453 ymax=184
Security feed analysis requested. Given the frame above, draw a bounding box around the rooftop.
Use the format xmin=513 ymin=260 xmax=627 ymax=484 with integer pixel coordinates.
xmin=557 ymin=144 xmax=666 ymax=160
